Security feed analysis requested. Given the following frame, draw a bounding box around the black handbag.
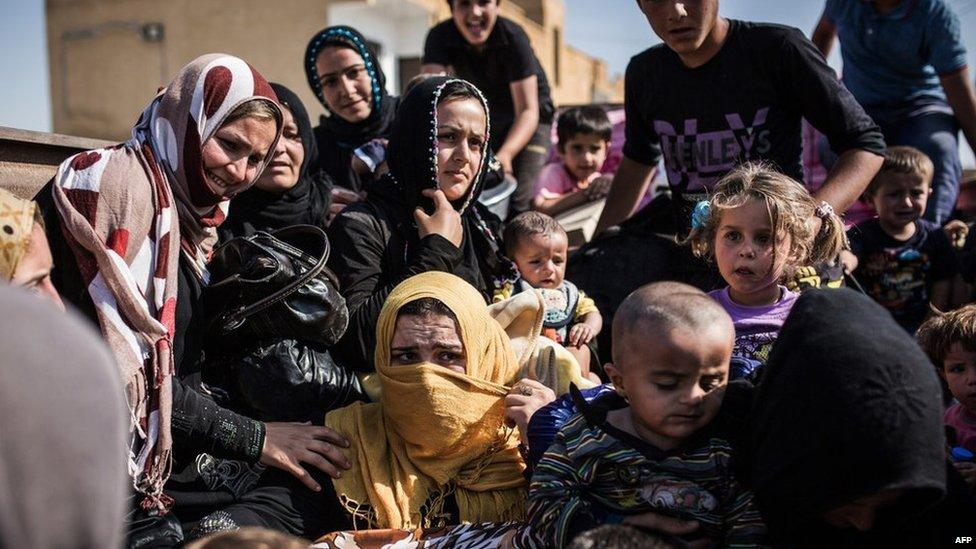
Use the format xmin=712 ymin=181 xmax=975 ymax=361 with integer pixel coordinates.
xmin=205 ymin=225 xmax=348 ymax=349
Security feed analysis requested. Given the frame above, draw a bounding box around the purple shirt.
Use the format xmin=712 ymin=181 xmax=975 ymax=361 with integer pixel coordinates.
xmin=709 ymin=286 xmax=798 ymax=380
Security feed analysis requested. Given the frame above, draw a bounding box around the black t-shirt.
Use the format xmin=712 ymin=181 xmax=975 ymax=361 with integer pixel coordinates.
xmin=423 ymin=16 xmax=556 ymax=151
xmin=849 ymin=218 xmax=960 ymax=332
xmin=623 ymin=19 xmax=885 ymax=233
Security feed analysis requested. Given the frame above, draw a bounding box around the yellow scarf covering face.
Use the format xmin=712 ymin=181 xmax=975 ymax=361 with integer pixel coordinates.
xmin=326 ymin=272 xmax=527 ymax=530
xmin=0 ymin=189 xmax=36 ymax=282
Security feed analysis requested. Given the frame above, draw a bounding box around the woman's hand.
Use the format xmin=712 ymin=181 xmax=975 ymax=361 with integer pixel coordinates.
xmin=414 ymin=189 xmax=463 ymax=247
xmin=504 ymin=378 xmax=556 ymax=443
xmin=260 ymin=422 xmax=352 ymax=492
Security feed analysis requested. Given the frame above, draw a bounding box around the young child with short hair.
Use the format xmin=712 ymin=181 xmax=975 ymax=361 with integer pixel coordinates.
xmin=498 ymin=211 xmax=603 ymax=378
xmin=917 ymin=305 xmax=976 ymax=491
xmin=532 ymin=106 xmax=616 ymax=217
xmin=513 ymin=282 xmax=764 ymax=547
xmin=689 ymin=163 xmax=848 ymax=381
xmin=848 ymin=146 xmax=962 ymax=333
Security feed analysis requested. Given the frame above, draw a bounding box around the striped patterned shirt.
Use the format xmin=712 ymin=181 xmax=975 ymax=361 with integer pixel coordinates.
xmin=515 ymin=392 xmax=765 ymax=547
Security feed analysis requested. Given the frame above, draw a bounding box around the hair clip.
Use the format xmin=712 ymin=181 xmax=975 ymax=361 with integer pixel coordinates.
xmin=815 ymin=201 xmax=835 ymax=219
xmin=691 ymin=200 xmax=711 ymax=229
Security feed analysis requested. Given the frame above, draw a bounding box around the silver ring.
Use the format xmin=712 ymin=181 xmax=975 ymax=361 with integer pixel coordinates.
xmin=516 ymin=384 xmax=534 ymax=397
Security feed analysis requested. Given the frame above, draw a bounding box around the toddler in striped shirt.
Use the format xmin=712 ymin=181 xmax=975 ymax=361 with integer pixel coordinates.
xmin=514 ymin=282 xmax=764 ymax=547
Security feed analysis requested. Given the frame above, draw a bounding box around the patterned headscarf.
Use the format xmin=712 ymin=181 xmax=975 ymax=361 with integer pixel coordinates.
xmin=303 ymin=26 xmax=399 ymax=147
xmin=51 ymin=53 xmax=281 ymax=510
xmin=0 ymin=188 xmax=37 ymax=281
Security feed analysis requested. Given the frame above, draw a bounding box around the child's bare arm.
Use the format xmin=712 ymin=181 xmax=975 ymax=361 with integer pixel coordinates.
xmin=533 ymin=190 xmax=590 ymax=217
xmin=568 ymin=311 xmax=603 ymax=348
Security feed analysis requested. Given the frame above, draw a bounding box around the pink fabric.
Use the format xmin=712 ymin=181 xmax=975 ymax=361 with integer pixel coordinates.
xmin=945 ymin=402 xmax=976 ymax=453
xmin=533 ymin=163 xmax=591 ymax=199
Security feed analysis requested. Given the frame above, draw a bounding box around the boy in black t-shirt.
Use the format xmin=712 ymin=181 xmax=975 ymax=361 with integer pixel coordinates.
xmin=847 ymin=147 xmax=962 ymax=333
xmin=422 ymin=0 xmax=556 ymax=217
xmin=595 ymin=0 xmax=886 ymax=237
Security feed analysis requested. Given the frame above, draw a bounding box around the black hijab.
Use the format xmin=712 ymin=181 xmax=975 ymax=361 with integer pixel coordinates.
xmin=370 ymin=76 xmax=516 ymax=295
xmin=304 ymin=26 xmax=399 ymax=192
xmin=751 ymin=288 xmax=952 ymax=545
xmin=220 ymin=83 xmax=331 ymax=240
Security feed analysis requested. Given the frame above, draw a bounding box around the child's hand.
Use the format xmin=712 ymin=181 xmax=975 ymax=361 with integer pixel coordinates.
xmin=955 ymin=461 xmax=976 ymax=491
xmin=583 ymin=176 xmax=612 ymax=201
xmin=568 ymin=322 xmax=595 ymax=347
xmin=944 ymin=220 xmax=969 ymax=249
xmin=838 ymin=249 xmax=859 ymax=274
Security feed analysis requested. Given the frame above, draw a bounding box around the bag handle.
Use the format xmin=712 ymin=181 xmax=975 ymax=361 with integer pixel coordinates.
xmin=220 ymin=225 xmax=331 ymax=333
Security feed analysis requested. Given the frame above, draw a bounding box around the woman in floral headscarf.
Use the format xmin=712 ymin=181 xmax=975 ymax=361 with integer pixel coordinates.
xmin=38 ymin=54 xmax=351 ymax=512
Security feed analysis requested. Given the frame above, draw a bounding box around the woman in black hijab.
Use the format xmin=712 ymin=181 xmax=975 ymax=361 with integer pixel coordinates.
xmin=327 ymin=76 xmax=516 ymax=370
xmin=220 ymin=83 xmax=332 ymax=240
xmin=751 ymin=288 xmax=976 ymax=546
xmin=304 ymin=26 xmax=399 ymax=195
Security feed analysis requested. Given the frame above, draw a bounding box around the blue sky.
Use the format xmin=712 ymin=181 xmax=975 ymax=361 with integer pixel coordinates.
xmin=3 ymin=0 xmax=976 ymax=134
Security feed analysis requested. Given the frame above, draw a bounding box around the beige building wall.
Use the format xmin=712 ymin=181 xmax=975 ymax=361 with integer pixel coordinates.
xmin=47 ymin=0 xmax=623 ymax=141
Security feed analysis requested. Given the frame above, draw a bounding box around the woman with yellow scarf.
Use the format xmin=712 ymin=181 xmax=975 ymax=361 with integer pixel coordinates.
xmin=326 ymin=270 xmax=529 ymax=530
xmin=207 ymin=270 xmax=546 ymax=541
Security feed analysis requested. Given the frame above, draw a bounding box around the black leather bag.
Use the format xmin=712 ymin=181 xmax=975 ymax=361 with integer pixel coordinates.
xmin=205 ymin=225 xmax=348 ymax=349
xmin=202 ymin=225 xmax=364 ymax=423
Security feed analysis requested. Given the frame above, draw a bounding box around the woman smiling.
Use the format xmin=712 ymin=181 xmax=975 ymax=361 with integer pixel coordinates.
xmin=38 ymin=55 xmax=353 ymax=516
xmin=304 ymin=26 xmax=399 ymax=195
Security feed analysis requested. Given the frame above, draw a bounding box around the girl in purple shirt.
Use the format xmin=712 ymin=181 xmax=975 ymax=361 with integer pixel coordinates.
xmin=689 ymin=163 xmax=848 ymax=380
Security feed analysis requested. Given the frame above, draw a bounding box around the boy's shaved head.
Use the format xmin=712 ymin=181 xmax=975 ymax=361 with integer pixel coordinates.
xmin=612 ymin=282 xmax=733 ymax=366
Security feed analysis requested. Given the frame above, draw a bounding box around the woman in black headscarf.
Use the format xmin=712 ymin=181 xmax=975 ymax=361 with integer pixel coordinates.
xmin=751 ymin=288 xmax=976 ymax=546
xmin=327 ymin=76 xmax=516 ymax=370
xmin=219 ymin=83 xmax=332 ymax=240
xmin=304 ymin=26 xmax=399 ymax=196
